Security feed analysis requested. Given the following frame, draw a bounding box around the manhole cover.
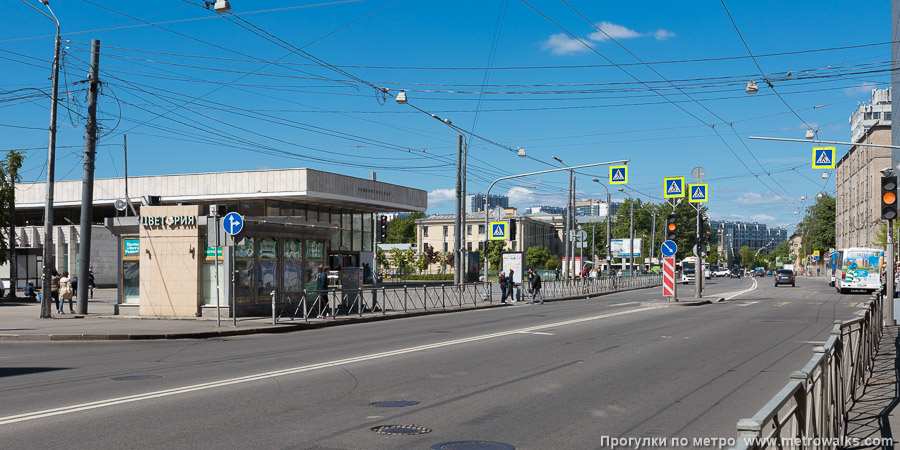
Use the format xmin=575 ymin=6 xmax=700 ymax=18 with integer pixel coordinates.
xmin=111 ymin=375 xmax=163 ymax=381
xmin=371 ymin=424 xmax=432 ymax=436
xmin=432 ymin=441 xmax=515 ymax=450
xmin=370 ymin=400 xmax=420 ymax=408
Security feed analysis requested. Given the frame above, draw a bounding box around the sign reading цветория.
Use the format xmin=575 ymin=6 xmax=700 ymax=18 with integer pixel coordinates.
xmin=140 ymin=215 xmax=197 ymax=227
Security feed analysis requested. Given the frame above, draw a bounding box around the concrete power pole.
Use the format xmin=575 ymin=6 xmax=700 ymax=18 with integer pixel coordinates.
xmin=76 ymin=39 xmax=100 ymax=314
xmin=454 ymin=135 xmax=462 ymax=287
xmin=40 ymin=18 xmax=63 ymax=319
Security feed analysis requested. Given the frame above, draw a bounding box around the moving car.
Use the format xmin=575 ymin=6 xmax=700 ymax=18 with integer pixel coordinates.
xmin=712 ymin=268 xmax=730 ymax=277
xmin=774 ymin=269 xmax=795 ymax=287
xmin=729 ymin=268 xmax=742 ymax=278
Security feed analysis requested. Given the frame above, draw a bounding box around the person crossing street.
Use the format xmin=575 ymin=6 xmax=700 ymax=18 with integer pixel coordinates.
xmin=528 ymin=269 xmax=544 ymax=305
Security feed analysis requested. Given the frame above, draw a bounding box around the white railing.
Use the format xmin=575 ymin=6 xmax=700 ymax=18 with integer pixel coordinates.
xmin=731 ymin=292 xmax=883 ymax=450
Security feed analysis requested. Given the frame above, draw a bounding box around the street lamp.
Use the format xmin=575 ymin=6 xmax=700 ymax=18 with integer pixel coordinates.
xmin=552 ymin=156 xmax=575 ymax=279
xmin=395 ymin=90 xmax=526 ymax=286
xmin=618 ymin=188 xmax=635 ymax=277
xmin=482 ymin=160 xmax=629 ymax=287
xmin=21 ymin=0 xmax=62 ymax=318
xmin=592 ymin=178 xmax=612 ymax=274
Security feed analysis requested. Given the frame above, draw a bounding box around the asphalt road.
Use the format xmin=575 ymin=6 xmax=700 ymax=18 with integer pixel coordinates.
xmin=0 ymin=276 xmax=872 ymax=449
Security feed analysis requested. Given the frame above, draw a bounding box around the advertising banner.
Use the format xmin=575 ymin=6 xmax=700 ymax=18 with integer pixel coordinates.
xmin=611 ymin=238 xmax=643 ymax=258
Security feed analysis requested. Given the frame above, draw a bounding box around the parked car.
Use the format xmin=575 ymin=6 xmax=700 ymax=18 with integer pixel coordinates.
xmin=729 ymin=268 xmax=742 ymax=278
xmin=754 ymin=269 xmax=766 ymax=277
xmin=713 ymin=268 xmax=730 ymax=277
xmin=774 ymin=269 xmax=795 ymax=287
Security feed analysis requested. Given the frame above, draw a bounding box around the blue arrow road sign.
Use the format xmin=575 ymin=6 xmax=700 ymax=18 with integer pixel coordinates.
xmin=224 ymin=212 xmax=244 ymax=235
xmin=661 ymin=240 xmax=677 ymax=257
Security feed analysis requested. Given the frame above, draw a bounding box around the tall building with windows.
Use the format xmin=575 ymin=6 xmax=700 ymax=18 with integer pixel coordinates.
xmin=469 ymin=193 xmax=509 ymax=213
xmin=710 ymin=220 xmax=788 ymax=255
xmin=836 ymin=87 xmax=893 ymax=249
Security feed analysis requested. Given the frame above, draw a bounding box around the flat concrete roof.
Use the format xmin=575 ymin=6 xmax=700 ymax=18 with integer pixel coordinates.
xmin=17 ymin=168 xmax=427 ymax=213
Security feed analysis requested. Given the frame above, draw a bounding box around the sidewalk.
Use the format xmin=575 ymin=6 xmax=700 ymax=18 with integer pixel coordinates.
xmin=0 ymin=288 xmax=507 ymax=341
xmin=844 ymin=325 xmax=899 ymax=448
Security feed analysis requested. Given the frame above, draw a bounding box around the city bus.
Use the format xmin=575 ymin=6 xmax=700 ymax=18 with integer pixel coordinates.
xmin=828 ymin=250 xmax=843 ymax=287
xmin=680 ymin=257 xmax=696 ymax=284
xmin=835 ymin=248 xmax=883 ymax=294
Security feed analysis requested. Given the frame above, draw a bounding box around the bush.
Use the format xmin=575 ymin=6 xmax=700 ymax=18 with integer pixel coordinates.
xmin=388 ymin=274 xmax=454 ymax=281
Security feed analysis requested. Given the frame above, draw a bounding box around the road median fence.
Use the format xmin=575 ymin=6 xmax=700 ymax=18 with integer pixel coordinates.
xmin=268 ymin=274 xmax=662 ymax=323
xmin=731 ymin=292 xmax=884 ymax=449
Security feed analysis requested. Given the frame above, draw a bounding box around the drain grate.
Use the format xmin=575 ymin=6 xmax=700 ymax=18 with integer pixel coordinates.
xmin=111 ymin=375 xmax=163 ymax=381
xmin=370 ymin=400 xmax=420 ymax=408
xmin=371 ymin=424 xmax=432 ymax=436
xmin=431 ymin=441 xmax=515 ymax=450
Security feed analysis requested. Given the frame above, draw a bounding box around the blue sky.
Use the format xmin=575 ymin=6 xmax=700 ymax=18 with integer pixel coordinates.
xmin=1 ymin=1 xmax=893 ymax=231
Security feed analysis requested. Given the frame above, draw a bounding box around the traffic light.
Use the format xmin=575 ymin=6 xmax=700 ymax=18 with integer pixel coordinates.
xmin=882 ymin=176 xmax=897 ymax=220
xmin=509 ymin=219 xmax=517 ymax=241
xmin=379 ymin=215 xmax=388 ymax=242
xmin=698 ymin=216 xmax=707 ymax=244
xmin=666 ymin=213 xmax=677 ymax=241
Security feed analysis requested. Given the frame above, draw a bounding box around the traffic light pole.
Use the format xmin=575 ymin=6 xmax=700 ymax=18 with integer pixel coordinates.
xmin=693 ymin=204 xmax=703 ymax=299
xmin=888 ymin=219 xmax=895 ymax=326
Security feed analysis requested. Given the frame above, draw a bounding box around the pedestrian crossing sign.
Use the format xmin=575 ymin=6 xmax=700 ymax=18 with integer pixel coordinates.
xmin=489 ymin=221 xmax=508 ymax=240
xmin=812 ymin=147 xmax=835 ymax=169
xmin=688 ymin=183 xmax=708 ymax=203
xmin=663 ymin=177 xmax=685 ymax=198
xmin=609 ymin=165 xmax=628 ymax=184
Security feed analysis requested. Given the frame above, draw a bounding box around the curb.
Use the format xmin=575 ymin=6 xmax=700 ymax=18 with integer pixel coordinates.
xmin=640 ymin=299 xmax=711 ymax=307
xmin=0 ymin=284 xmax=662 ymax=342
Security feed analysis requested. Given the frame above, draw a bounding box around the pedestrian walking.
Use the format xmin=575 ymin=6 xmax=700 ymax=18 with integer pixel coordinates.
xmin=88 ymin=266 xmax=96 ymax=298
xmin=498 ymin=272 xmax=508 ymax=303
xmin=316 ymin=266 xmax=332 ymax=318
xmin=555 ymin=267 xmax=560 ymax=281
xmin=529 ymin=269 xmax=544 ymax=305
xmin=49 ymin=270 xmax=61 ymax=314
xmin=507 ymin=269 xmax=516 ymax=302
xmin=59 ymin=271 xmax=74 ymax=314
xmin=71 ymin=276 xmax=78 ymax=299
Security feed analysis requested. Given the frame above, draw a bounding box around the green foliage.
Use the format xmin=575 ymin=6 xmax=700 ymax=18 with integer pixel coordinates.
xmin=525 ymin=245 xmax=552 ymax=269
xmin=798 ymin=194 xmax=835 ymax=257
xmin=486 ymin=240 xmax=506 ymax=268
xmin=544 ymin=258 xmax=561 ymax=271
xmin=414 ymin=252 xmax=428 ymax=272
xmin=395 ymin=274 xmax=454 ymax=281
xmin=611 ymin=198 xmax=705 ymax=260
xmin=707 ymin=246 xmax=720 ymax=265
xmin=386 ymin=212 xmax=426 ymax=244
xmin=375 ymin=251 xmax=388 ymax=268
xmin=0 ymin=151 xmax=23 ymax=265
xmin=739 ymin=245 xmax=756 ymax=268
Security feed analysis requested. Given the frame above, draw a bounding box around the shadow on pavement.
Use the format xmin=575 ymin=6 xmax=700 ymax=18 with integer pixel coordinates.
xmin=844 ymin=326 xmax=898 ymax=448
xmin=0 ymin=367 xmax=68 ymax=378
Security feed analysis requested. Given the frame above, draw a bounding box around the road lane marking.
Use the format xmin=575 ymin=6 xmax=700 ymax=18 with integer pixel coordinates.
xmin=0 ymin=307 xmax=656 ymax=426
xmin=609 ymin=302 xmax=639 ymax=307
xmin=776 ymin=302 xmax=791 ymax=307
xmin=515 ymin=331 xmax=554 ymax=336
xmin=738 ymin=301 xmax=760 ymax=307
xmin=722 ymin=278 xmax=758 ymax=301
xmin=799 ymin=341 xmax=826 ymax=344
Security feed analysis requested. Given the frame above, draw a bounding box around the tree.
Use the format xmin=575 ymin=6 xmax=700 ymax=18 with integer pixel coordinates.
xmin=525 ymin=245 xmax=552 ymax=269
xmin=545 ymin=258 xmax=561 ymax=271
xmin=386 ymin=212 xmax=425 ymax=244
xmin=486 ymin=240 xmax=506 ymax=269
xmin=707 ymin=246 xmax=720 ymax=266
xmin=612 ymin=198 xmax=705 ymax=261
xmin=375 ymin=251 xmax=388 ymax=269
xmin=739 ymin=245 xmax=756 ymax=268
xmin=797 ymin=194 xmax=835 ymax=257
xmin=0 ymin=151 xmax=23 ymax=296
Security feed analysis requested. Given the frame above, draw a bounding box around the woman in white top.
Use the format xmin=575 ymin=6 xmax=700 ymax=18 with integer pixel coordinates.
xmin=59 ymin=271 xmax=74 ymax=314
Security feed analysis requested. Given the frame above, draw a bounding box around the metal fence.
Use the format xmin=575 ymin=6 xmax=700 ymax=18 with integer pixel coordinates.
xmin=270 ymin=274 xmax=662 ymax=323
xmin=731 ymin=292 xmax=884 ymax=450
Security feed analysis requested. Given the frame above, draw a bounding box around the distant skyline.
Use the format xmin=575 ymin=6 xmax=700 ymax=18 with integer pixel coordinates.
xmin=2 ymin=1 xmax=891 ymax=234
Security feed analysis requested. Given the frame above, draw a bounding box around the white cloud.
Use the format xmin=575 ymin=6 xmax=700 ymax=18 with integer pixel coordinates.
xmin=428 ymin=188 xmax=456 ymax=208
xmin=733 ymin=192 xmax=782 ymax=205
xmin=542 ymin=22 xmax=674 ymax=56
xmin=541 ymin=33 xmax=591 ymax=56
xmin=653 ymin=28 xmax=675 ymax=40
xmin=750 ymin=214 xmax=776 ymax=222
xmin=506 ymin=186 xmax=536 ymax=205
xmin=588 ymin=22 xmax=642 ymax=42
xmin=844 ymin=82 xmax=877 ymax=96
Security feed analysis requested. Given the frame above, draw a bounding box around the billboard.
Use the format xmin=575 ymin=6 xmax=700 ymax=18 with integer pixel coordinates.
xmin=611 ymin=239 xmax=642 ymax=258
xmin=501 ymin=252 xmax=525 ymax=284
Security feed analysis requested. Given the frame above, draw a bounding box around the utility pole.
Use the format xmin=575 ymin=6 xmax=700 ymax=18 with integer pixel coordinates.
xmin=695 ymin=207 xmax=703 ymax=299
xmin=9 ymin=171 xmax=16 ymax=299
xmin=571 ymin=176 xmax=577 ymax=277
xmin=39 ymin=6 xmax=62 ymax=319
xmin=650 ymin=212 xmax=657 ymax=267
xmin=605 ymin=192 xmax=611 ymax=273
xmin=454 ymin=134 xmax=462 ymax=287
xmin=76 ymin=39 xmax=100 ymax=314
xmin=563 ymin=170 xmax=572 ymax=280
